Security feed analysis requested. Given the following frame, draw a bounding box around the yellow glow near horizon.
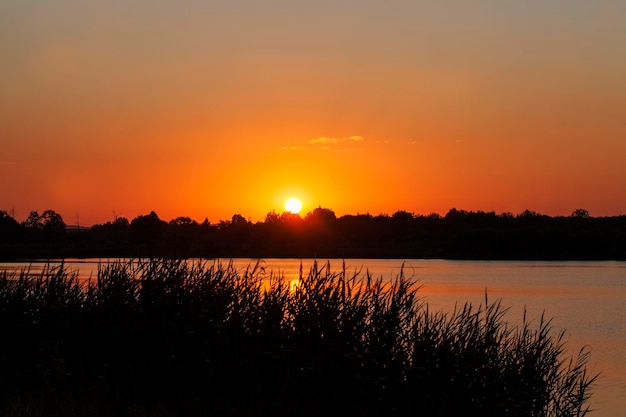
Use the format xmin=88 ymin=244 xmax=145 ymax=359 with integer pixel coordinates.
xmin=285 ymin=198 xmax=303 ymax=214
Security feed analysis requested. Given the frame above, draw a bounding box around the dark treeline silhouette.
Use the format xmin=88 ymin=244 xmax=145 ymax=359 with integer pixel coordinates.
xmin=1 ymin=207 xmax=625 ymax=260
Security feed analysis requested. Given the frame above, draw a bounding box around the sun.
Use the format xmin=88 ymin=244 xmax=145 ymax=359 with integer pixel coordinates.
xmin=284 ymin=198 xmax=302 ymax=214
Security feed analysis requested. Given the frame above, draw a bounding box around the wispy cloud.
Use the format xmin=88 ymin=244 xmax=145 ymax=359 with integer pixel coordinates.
xmin=310 ymin=135 xmax=364 ymax=145
xmin=281 ymin=135 xmax=366 ymax=152
xmin=310 ymin=137 xmax=339 ymax=145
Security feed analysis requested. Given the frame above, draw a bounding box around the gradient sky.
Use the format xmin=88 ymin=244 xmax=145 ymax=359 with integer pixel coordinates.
xmin=2 ymin=1 xmax=625 ymax=225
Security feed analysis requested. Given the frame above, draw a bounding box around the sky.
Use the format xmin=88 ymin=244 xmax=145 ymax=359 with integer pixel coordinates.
xmin=1 ymin=0 xmax=625 ymax=225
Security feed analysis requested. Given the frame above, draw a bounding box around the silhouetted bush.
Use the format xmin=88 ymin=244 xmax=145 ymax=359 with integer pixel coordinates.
xmin=0 ymin=260 xmax=597 ymax=416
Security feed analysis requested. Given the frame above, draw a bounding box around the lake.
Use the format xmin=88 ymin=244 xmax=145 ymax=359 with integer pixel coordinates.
xmin=2 ymin=258 xmax=625 ymax=416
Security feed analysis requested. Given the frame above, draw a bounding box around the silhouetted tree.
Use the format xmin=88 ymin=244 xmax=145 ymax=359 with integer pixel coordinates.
xmin=264 ymin=210 xmax=281 ymax=224
xmin=571 ymin=208 xmax=590 ymax=219
xmin=114 ymin=216 xmax=130 ymax=226
xmin=280 ymin=212 xmax=303 ymax=224
xmin=41 ymin=210 xmax=66 ymax=234
xmin=392 ymin=210 xmax=414 ymax=221
xmin=22 ymin=210 xmax=44 ymax=230
xmin=302 ymin=207 xmax=337 ymax=255
xmin=169 ymin=216 xmax=197 ymax=226
xmin=131 ymin=211 xmax=165 ymax=230
xmin=305 ymin=207 xmax=337 ymax=224
xmin=231 ymin=214 xmax=249 ymax=226
xmin=130 ymin=212 xmax=166 ymax=254
xmin=0 ymin=211 xmax=21 ymax=243
xmin=0 ymin=210 xmax=20 ymax=232
xmin=517 ymin=209 xmax=540 ymax=219
xmin=444 ymin=208 xmax=470 ymax=220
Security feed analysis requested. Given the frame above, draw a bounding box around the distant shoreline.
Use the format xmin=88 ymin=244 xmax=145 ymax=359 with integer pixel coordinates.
xmin=2 ymin=208 xmax=625 ymax=261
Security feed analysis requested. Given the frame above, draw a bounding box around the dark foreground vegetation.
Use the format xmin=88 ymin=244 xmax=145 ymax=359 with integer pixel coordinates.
xmin=0 ymin=259 xmax=597 ymax=417
xmin=1 ymin=207 xmax=626 ymax=260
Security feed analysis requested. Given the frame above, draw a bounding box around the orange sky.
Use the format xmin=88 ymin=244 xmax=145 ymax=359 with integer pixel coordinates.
xmin=1 ymin=1 xmax=626 ymax=225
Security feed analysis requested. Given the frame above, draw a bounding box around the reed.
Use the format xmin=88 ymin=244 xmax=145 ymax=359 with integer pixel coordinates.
xmin=0 ymin=259 xmax=597 ymax=416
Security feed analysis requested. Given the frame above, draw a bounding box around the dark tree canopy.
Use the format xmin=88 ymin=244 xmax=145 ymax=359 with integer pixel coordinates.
xmin=1 ymin=207 xmax=625 ymax=260
xmin=22 ymin=210 xmax=44 ymax=230
xmin=41 ymin=210 xmax=66 ymax=234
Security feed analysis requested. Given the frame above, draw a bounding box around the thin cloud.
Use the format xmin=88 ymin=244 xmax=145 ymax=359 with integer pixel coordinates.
xmin=310 ymin=137 xmax=340 ymax=145
xmin=280 ymin=146 xmax=306 ymax=151
xmin=310 ymin=136 xmax=364 ymax=145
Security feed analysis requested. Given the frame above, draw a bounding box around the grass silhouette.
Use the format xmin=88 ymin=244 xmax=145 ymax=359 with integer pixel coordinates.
xmin=0 ymin=259 xmax=597 ymax=416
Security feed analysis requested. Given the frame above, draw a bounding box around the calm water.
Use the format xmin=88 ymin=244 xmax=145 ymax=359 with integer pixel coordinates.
xmin=2 ymin=258 xmax=625 ymax=416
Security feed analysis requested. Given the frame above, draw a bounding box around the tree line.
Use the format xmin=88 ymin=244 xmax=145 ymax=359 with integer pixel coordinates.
xmin=1 ymin=207 xmax=625 ymax=260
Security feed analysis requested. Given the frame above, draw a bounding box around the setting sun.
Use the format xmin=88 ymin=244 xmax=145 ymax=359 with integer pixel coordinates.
xmin=285 ymin=198 xmax=302 ymax=214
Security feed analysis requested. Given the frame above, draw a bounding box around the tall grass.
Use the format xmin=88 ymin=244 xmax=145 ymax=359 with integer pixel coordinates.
xmin=0 ymin=259 xmax=597 ymax=416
